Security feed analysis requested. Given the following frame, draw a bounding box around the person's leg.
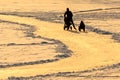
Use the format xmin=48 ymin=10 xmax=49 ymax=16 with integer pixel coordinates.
xmin=64 ymin=17 xmax=68 ymax=30
xmin=65 ymin=19 xmax=71 ymax=30
xmin=78 ymin=27 xmax=81 ymax=32
xmin=64 ymin=24 xmax=66 ymax=30
xmin=83 ymin=28 xmax=85 ymax=32
xmin=70 ymin=26 xmax=72 ymax=30
xmin=71 ymin=19 xmax=76 ymax=30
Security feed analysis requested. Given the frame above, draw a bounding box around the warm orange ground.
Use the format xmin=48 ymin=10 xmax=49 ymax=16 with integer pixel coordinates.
xmin=0 ymin=22 xmax=61 ymax=65
xmin=0 ymin=14 xmax=120 ymax=79
xmin=0 ymin=0 xmax=120 ymax=79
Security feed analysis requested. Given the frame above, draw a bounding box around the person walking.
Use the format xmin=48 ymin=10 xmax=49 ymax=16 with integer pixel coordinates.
xmin=64 ymin=8 xmax=76 ymax=30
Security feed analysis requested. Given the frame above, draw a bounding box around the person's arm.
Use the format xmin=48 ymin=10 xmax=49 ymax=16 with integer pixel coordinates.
xmin=71 ymin=11 xmax=73 ymax=17
xmin=64 ymin=11 xmax=67 ymax=17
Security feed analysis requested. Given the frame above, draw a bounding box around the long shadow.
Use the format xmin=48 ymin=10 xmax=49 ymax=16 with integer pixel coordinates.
xmin=67 ymin=30 xmax=79 ymax=34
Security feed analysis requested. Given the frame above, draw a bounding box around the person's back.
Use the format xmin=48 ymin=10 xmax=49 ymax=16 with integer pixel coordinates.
xmin=64 ymin=8 xmax=73 ymax=20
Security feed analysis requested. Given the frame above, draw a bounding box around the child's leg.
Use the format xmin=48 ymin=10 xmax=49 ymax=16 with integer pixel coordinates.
xmin=78 ymin=26 xmax=81 ymax=31
xmin=83 ymin=28 xmax=85 ymax=32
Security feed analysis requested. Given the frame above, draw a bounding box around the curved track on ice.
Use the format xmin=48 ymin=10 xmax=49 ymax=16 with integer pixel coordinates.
xmin=0 ymin=14 xmax=120 ymax=79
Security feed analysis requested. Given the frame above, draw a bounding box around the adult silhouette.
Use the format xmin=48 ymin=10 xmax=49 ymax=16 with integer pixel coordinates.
xmin=64 ymin=8 xmax=76 ymax=30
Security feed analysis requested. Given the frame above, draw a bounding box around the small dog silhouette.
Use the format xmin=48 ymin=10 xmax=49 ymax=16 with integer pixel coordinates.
xmin=78 ymin=20 xmax=85 ymax=32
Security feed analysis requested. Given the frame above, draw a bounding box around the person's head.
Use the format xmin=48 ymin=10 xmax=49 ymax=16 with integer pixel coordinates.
xmin=66 ymin=8 xmax=69 ymax=11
